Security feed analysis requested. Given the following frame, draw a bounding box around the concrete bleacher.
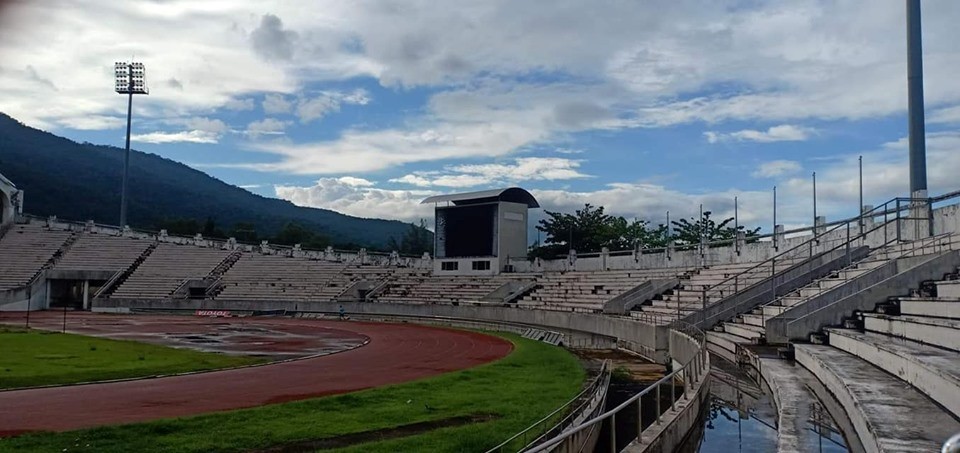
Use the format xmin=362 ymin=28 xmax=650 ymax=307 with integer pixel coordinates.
xmin=0 ymin=224 xmax=73 ymax=291
xmin=374 ymin=274 xmax=532 ymax=305
xmin=518 ymin=268 xmax=689 ymax=312
xmin=112 ymin=243 xmax=231 ymax=299
xmin=55 ymin=232 xmax=154 ymax=272
xmin=707 ymin=234 xmax=960 ymax=353
xmin=639 ymin=259 xmax=798 ymax=323
xmin=215 ymin=254 xmax=397 ymax=302
xmin=729 ymin=245 xmax=960 ymax=452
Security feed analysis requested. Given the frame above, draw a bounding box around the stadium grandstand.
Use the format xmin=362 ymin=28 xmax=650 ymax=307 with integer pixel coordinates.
xmin=2 ymin=169 xmax=959 ymax=451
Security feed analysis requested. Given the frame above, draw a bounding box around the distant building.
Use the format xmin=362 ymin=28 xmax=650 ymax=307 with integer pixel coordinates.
xmin=421 ymin=187 xmax=539 ymax=275
xmin=0 ymin=172 xmax=23 ymax=228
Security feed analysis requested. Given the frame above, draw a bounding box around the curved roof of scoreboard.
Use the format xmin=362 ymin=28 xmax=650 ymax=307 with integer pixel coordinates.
xmin=420 ymin=187 xmax=540 ymax=208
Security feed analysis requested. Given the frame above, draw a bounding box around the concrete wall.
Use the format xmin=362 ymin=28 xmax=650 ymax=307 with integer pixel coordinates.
xmin=0 ymin=275 xmax=49 ymax=311
xmin=95 ymin=298 xmax=670 ymax=361
xmin=0 ymin=172 xmax=19 ymax=228
xmin=498 ymin=201 xmax=529 ymax=270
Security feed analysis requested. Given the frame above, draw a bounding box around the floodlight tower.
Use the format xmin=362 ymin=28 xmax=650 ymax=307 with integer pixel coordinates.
xmin=114 ymin=61 xmax=148 ymax=228
xmin=906 ymin=0 xmax=926 ymax=198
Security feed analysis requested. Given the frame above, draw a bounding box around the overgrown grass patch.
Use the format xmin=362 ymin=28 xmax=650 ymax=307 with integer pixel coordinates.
xmin=0 ymin=327 xmax=263 ymax=390
xmin=0 ymin=333 xmax=585 ymax=453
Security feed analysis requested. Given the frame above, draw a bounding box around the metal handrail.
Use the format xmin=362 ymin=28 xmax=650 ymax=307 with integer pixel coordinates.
xmin=761 ymin=230 xmax=953 ymax=312
xmin=486 ymin=361 xmax=611 ymax=453
xmin=701 ymin=197 xmax=927 ymax=305
xmin=527 ymin=322 xmax=708 ymax=453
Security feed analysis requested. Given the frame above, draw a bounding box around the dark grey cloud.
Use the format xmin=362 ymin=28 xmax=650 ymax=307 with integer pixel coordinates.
xmin=250 ymin=13 xmax=298 ymax=61
xmin=166 ymin=77 xmax=183 ymax=90
xmin=552 ymin=101 xmax=612 ymax=129
xmin=25 ymin=65 xmax=57 ymax=91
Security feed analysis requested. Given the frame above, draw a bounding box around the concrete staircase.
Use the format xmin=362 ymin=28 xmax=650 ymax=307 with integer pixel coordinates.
xmin=789 ymin=266 xmax=960 ymax=452
xmin=707 ymin=236 xmax=954 ymax=357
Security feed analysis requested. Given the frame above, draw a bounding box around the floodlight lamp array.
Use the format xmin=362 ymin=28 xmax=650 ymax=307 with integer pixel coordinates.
xmin=114 ymin=61 xmax=148 ymax=95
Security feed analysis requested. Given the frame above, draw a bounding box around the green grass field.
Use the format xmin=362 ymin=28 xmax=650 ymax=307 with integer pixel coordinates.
xmin=0 ymin=326 xmax=263 ymax=390
xmin=0 ymin=333 xmax=585 ymax=453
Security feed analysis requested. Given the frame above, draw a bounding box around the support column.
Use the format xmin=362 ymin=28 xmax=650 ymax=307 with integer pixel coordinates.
xmin=82 ymin=280 xmax=90 ymax=310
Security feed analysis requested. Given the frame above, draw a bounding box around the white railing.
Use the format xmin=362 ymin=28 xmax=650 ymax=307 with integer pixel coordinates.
xmin=526 ymin=322 xmax=708 ymax=453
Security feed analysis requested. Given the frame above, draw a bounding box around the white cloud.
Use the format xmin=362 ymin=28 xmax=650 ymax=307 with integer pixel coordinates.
xmin=389 ymin=157 xmax=589 ymax=188
xmin=930 ymin=105 xmax=960 ymax=124
xmin=275 ymin=177 xmax=435 ymax=222
xmin=245 ymin=118 xmax=290 ymax=137
xmin=262 ymin=94 xmax=293 ymax=115
xmin=706 ymin=125 xmax=816 ymax=144
xmin=223 ymin=98 xmax=255 ymax=111
xmin=131 ymin=130 xmax=219 ymax=144
xmin=295 ymin=89 xmax=371 ymax=123
xmin=752 ymin=160 xmax=802 ymax=178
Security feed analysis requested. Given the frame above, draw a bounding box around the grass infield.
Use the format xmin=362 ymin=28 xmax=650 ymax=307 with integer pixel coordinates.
xmin=0 ymin=333 xmax=585 ymax=453
xmin=0 ymin=326 xmax=263 ymax=390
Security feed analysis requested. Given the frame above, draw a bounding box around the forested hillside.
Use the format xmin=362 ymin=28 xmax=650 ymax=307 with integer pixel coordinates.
xmin=0 ymin=113 xmax=425 ymax=250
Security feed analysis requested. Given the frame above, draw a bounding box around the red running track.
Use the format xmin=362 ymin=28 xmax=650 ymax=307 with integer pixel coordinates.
xmin=0 ymin=316 xmax=512 ymax=436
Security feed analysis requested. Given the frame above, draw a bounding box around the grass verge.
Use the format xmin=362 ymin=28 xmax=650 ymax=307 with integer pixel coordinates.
xmin=0 ymin=326 xmax=263 ymax=390
xmin=0 ymin=333 xmax=585 ymax=453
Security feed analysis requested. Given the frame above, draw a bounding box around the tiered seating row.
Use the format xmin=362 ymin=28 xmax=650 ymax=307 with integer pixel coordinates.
xmin=56 ymin=233 xmax=154 ymax=272
xmin=375 ymin=275 xmax=534 ymax=305
xmin=112 ymin=243 xmax=230 ymax=299
xmin=0 ymin=224 xmax=73 ymax=290
xmin=215 ymin=254 xmax=401 ymax=302
xmin=518 ymin=268 xmax=691 ymax=312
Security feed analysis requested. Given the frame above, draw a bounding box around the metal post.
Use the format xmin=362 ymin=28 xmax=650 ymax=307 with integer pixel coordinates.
xmin=859 ymin=156 xmax=864 ymax=237
xmin=670 ymin=377 xmax=676 ymax=411
xmin=906 ymin=0 xmax=927 ymax=196
xmin=656 ymin=384 xmax=661 ymax=424
xmin=812 ymin=172 xmax=817 ymax=239
xmin=734 ymin=196 xmax=740 ymax=255
xmin=773 ymin=186 xmax=778 ymax=250
xmin=897 ymin=199 xmax=902 ymax=242
xmin=120 ymin=89 xmax=133 ymax=228
xmin=637 ymin=398 xmax=643 ymax=442
xmin=699 ymin=204 xmax=705 ymax=258
xmin=666 ymin=210 xmax=671 ymax=261
xmin=609 ymin=414 xmax=617 ymax=453
xmin=62 ymin=303 xmax=67 ymax=333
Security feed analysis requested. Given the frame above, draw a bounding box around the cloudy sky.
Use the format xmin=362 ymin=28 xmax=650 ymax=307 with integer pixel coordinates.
xmin=1 ymin=0 xmax=959 ymax=232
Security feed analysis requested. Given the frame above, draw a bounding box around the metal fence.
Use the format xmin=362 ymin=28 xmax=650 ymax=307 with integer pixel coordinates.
xmin=525 ymin=322 xmax=708 ymax=453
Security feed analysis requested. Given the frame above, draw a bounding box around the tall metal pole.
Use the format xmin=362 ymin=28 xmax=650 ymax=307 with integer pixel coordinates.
xmin=859 ymin=155 xmax=864 ymax=236
xmin=812 ymin=171 xmax=817 ymax=236
xmin=906 ymin=0 xmax=927 ymax=197
xmin=734 ymin=196 xmax=739 ymax=255
xmin=773 ymin=186 xmax=778 ymax=250
xmin=120 ymin=78 xmax=133 ymax=228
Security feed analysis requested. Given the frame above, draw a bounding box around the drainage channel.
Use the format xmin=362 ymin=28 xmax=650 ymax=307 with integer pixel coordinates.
xmin=681 ymin=357 xmax=850 ymax=453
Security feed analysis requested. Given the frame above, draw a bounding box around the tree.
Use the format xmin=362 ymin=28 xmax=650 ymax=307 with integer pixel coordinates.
xmin=272 ymin=222 xmax=331 ymax=249
xmin=389 ymin=219 xmax=433 ymax=255
xmin=671 ymin=211 xmax=760 ymax=246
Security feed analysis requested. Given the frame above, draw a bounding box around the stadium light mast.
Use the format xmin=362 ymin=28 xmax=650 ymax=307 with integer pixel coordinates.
xmin=114 ymin=61 xmax=149 ymax=228
xmin=906 ymin=0 xmax=927 ymax=198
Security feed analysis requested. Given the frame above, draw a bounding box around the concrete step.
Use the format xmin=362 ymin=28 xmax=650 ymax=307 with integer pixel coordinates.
xmin=898 ymin=298 xmax=960 ymax=320
xmin=936 ymin=280 xmax=960 ymax=298
xmin=738 ymin=312 xmax=766 ymax=328
xmin=826 ymin=328 xmax=960 ymax=418
xmin=706 ymin=330 xmax=749 ymax=356
xmin=721 ymin=321 xmax=764 ymax=341
xmin=778 ymin=295 xmax=807 ymax=307
xmin=758 ymin=304 xmax=789 ymax=317
xmin=863 ymin=313 xmax=960 ymax=352
xmin=794 ymin=344 xmax=960 ymax=453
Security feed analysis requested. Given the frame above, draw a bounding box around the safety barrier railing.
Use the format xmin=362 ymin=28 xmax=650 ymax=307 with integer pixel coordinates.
xmin=486 ymin=361 xmax=612 ymax=453
xmin=526 ymin=322 xmax=708 ymax=453
xmin=697 ymin=197 xmax=932 ymax=311
xmin=760 ymin=229 xmax=955 ymax=312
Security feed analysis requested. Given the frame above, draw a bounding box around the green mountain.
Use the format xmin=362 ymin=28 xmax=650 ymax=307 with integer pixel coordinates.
xmin=0 ymin=113 xmax=421 ymax=249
